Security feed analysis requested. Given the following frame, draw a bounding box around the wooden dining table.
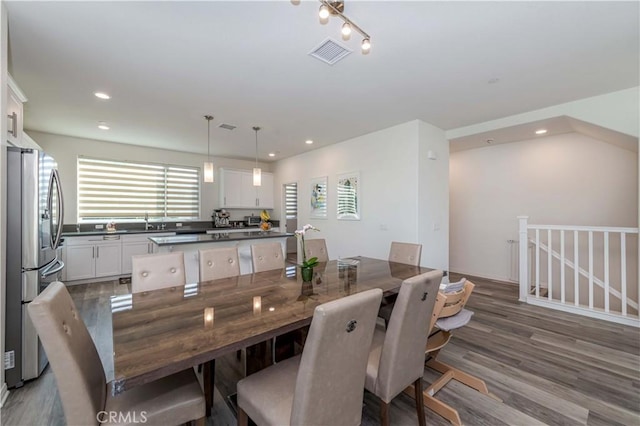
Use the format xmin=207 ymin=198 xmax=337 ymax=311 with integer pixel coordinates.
xmin=110 ymin=256 xmax=433 ymax=415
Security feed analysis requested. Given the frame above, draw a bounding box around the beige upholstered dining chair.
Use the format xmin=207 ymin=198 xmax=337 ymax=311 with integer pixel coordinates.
xmin=199 ymin=246 xmax=240 ymax=281
xmin=28 ymin=281 xmax=205 ymax=426
xmin=304 ymin=238 xmax=329 ymax=262
xmin=366 ymin=270 xmax=442 ymax=426
xmin=388 ymin=241 xmax=422 ymax=266
xmin=251 ymin=242 xmax=285 ymax=273
xmin=131 ymin=251 xmax=186 ymax=293
xmin=237 ymin=288 xmax=383 ymax=426
xmin=379 ymin=241 xmax=424 ymax=323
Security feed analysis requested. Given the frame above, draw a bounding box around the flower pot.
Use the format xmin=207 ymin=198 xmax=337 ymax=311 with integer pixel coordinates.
xmin=300 ymin=266 xmax=314 ymax=283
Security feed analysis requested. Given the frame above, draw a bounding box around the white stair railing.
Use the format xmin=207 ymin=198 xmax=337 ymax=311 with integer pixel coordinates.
xmin=518 ymin=216 xmax=639 ymax=327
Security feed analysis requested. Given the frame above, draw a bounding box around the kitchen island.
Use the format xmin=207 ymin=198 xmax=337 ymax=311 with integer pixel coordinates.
xmin=149 ymin=231 xmax=293 ymax=282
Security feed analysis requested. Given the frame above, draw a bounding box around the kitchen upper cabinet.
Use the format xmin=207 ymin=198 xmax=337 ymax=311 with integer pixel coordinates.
xmin=219 ymin=168 xmax=274 ymax=209
xmin=7 ymin=75 xmax=26 ymax=146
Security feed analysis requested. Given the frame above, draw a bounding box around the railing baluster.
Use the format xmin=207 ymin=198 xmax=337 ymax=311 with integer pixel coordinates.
xmin=548 ymin=229 xmax=552 ymax=301
xmin=604 ymin=231 xmax=609 ymax=313
xmin=560 ymin=230 xmax=565 ymax=304
xmin=574 ymin=231 xmax=579 ymax=307
xmin=621 ymin=232 xmax=627 ymax=316
xmin=536 ymin=229 xmax=540 ymax=298
xmin=588 ymin=231 xmax=594 ymax=310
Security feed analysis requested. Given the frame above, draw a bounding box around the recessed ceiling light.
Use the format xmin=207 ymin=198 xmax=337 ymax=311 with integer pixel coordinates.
xmin=535 ymin=129 xmax=548 ymax=135
xmin=305 ymin=140 xmax=313 ymax=145
xmin=98 ymin=122 xmax=110 ymax=130
xmin=94 ymin=92 xmax=111 ymax=100
xmin=268 ymin=153 xmax=275 ymax=157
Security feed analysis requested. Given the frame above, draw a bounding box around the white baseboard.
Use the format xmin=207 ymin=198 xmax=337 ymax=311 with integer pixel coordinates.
xmin=448 ymin=268 xmax=517 ymax=285
xmin=0 ymin=382 xmax=9 ymax=408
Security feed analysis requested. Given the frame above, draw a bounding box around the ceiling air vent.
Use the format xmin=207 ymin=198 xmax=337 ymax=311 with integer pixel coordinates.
xmin=218 ymin=123 xmax=236 ymax=131
xmin=309 ymin=37 xmax=352 ymax=65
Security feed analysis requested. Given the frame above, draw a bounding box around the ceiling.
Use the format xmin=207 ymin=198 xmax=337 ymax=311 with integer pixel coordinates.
xmin=6 ymin=1 xmax=639 ymax=162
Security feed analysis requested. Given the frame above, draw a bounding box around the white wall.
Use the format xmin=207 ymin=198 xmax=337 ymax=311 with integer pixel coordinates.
xmin=29 ymin=131 xmax=273 ymax=224
xmin=418 ymin=121 xmax=450 ymax=271
xmin=450 ymin=132 xmax=638 ymax=282
xmin=274 ymin=120 xmax=449 ymax=270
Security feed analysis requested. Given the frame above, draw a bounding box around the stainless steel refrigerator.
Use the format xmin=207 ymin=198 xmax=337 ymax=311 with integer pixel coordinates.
xmin=5 ymin=147 xmax=64 ymax=388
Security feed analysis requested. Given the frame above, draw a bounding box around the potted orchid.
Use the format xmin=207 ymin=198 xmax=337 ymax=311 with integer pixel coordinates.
xmin=295 ymin=224 xmax=319 ymax=282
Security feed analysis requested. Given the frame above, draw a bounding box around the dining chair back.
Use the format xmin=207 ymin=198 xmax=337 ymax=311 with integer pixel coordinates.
xmin=237 ymin=288 xmax=383 ymax=426
xmin=366 ymin=269 xmax=442 ymax=426
xmin=28 ymin=281 xmax=106 ymax=425
xmin=28 ymin=282 xmax=206 ymax=426
xmin=199 ymin=246 xmax=240 ymax=281
xmin=251 ymin=242 xmax=285 ymax=273
xmin=131 ymin=252 xmax=186 ymax=293
xmin=388 ymin=241 xmax=422 ymax=266
xmin=304 ymin=238 xmax=329 ymax=262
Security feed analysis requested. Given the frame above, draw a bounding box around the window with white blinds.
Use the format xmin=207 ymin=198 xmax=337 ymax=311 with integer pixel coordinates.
xmin=77 ymin=157 xmax=200 ymax=220
xmin=285 ymin=183 xmax=298 ymax=219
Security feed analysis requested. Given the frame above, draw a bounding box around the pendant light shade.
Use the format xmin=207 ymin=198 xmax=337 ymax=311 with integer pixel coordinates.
xmin=203 ymin=115 xmax=214 ymax=183
xmin=252 ymin=126 xmax=262 ymax=186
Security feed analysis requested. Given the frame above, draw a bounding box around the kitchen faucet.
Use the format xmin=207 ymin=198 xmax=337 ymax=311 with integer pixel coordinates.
xmin=144 ymin=212 xmax=153 ymax=230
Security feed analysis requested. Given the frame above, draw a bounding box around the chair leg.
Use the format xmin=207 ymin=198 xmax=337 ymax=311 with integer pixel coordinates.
xmin=422 ymin=391 xmax=462 ymax=426
xmin=238 ymin=407 xmax=249 ymax=426
xmin=379 ymin=399 xmax=390 ymax=426
xmin=414 ymin=378 xmax=426 ymax=426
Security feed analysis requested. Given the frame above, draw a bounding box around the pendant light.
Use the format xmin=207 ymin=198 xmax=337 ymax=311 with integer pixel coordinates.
xmin=203 ymin=115 xmax=214 ymax=183
xmin=252 ymin=126 xmax=262 ymax=186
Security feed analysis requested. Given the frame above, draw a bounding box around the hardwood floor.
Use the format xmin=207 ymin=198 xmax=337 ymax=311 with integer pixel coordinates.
xmin=2 ymin=273 xmax=638 ymax=425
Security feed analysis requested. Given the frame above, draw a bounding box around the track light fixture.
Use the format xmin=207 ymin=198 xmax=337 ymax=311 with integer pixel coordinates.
xmin=313 ymin=1 xmax=371 ymax=54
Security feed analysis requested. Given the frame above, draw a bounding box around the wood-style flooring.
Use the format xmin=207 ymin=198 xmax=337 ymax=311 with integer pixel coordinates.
xmin=2 ymin=273 xmax=639 ymax=426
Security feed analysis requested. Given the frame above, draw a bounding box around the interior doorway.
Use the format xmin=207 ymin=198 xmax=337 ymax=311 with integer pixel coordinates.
xmin=283 ymin=182 xmax=298 ymax=261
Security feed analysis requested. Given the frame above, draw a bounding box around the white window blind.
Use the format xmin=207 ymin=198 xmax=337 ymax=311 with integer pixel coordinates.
xmin=285 ymin=183 xmax=298 ymax=219
xmin=77 ymin=157 xmax=200 ymax=220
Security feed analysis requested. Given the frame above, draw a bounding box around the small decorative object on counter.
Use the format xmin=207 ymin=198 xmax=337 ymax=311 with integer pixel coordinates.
xmin=295 ymin=224 xmax=320 ymax=282
xmin=260 ymin=209 xmax=271 ymax=231
xmin=106 ymin=222 xmax=117 ymax=233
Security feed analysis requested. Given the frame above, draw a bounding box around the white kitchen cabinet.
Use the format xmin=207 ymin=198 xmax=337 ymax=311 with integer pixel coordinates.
xmin=257 ymin=172 xmax=274 ymax=209
xmin=220 ymin=168 xmax=244 ymax=207
xmin=64 ymin=235 xmax=122 ymax=281
xmin=65 ymin=245 xmax=95 ymax=281
xmin=95 ymin=243 xmax=122 ymax=277
xmin=121 ymin=233 xmax=174 ymax=274
xmin=219 ymin=168 xmax=274 ymax=209
xmin=7 ymin=76 xmax=26 ymax=146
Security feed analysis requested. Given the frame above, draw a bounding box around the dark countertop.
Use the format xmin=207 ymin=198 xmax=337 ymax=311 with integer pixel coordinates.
xmin=149 ymin=231 xmax=293 ymax=246
xmin=62 ymin=226 xmax=263 ymax=237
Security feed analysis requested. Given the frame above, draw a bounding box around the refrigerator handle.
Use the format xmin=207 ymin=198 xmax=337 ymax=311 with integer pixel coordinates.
xmin=48 ymin=169 xmax=65 ymax=250
xmin=41 ymin=258 xmax=65 ymax=279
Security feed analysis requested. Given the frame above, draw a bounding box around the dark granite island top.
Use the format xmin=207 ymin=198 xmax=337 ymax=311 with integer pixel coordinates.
xmin=149 ymin=231 xmax=293 ymax=246
xmin=149 ymin=231 xmax=294 ymax=280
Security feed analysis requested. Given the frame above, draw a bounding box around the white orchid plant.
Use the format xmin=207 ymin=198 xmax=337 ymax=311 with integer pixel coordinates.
xmin=295 ymin=224 xmax=320 ymax=269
